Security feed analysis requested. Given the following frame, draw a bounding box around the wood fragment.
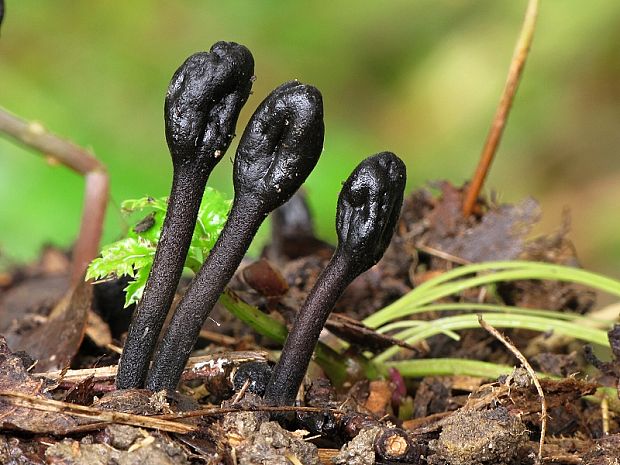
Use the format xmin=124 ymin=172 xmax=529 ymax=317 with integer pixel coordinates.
xmin=318 ymin=448 xmax=339 ymax=465
xmin=34 ymin=350 xmax=269 ymax=386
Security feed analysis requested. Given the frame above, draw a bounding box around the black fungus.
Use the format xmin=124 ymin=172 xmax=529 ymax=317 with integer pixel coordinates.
xmin=263 ymin=152 xmax=406 ymax=406
xmin=116 ymin=42 xmax=254 ymax=389
xmin=145 ymin=81 xmax=325 ymax=392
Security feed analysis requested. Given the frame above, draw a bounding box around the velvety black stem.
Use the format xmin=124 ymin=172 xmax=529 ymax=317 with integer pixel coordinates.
xmin=116 ymin=165 xmax=207 ymax=388
xmin=264 ymin=151 xmax=407 ymax=406
xmin=116 ymin=42 xmax=254 ymax=389
xmin=146 ymin=196 xmax=263 ymax=390
xmin=263 ymin=253 xmax=351 ymax=406
xmin=146 ymin=81 xmax=324 ymax=392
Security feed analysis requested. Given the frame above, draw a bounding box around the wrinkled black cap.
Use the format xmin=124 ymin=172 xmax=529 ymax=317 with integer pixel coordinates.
xmin=336 ymin=151 xmax=406 ymax=274
xmin=164 ymin=41 xmax=254 ymax=169
xmin=233 ymin=81 xmax=324 ymax=211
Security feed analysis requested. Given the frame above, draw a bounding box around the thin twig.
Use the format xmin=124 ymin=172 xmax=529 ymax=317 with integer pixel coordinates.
xmin=199 ymin=329 xmax=238 ymax=347
xmin=157 ymin=404 xmax=345 ymax=420
xmin=285 ymin=453 xmax=304 ymax=465
xmin=231 ymin=378 xmax=251 ymax=404
xmin=477 ymin=314 xmax=546 ymax=463
xmin=34 ymin=351 xmax=269 ymax=386
xmin=0 ymin=391 xmax=196 ymax=434
xmin=414 ymin=243 xmax=471 ymax=265
xmin=462 ymin=0 xmax=539 ymax=217
xmin=0 ymin=107 xmax=109 ymax=285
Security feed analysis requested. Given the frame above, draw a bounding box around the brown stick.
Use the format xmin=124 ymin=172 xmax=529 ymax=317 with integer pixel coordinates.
xmin=0 ymin=390 xmax=196 ymax=434
xmin=462 ymin=0 xmax=539 ymax=217
xmin=0 ymin=107 xmax=109 ymax=285
xmin=478 ymin=315 xmax=546 ymax=462
xmin=34 ymin=350 xmax=269 ymax=385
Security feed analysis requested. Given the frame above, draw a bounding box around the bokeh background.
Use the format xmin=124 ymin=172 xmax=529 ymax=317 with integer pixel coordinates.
xmin=1 ymin=1 xmax=619 ymax=278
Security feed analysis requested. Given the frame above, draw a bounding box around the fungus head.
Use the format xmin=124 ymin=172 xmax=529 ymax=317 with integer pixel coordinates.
xmin=165 ymin=41 xmax=255 ymax=168
xmin=336 ymin=151 xmax=406 ymax=274
xmin=233 ymin=81 xmax=324 ymax=211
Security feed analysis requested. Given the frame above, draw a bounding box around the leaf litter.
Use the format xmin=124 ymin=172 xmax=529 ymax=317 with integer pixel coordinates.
xmin=0 ymin=183 xmax=617 ymax=464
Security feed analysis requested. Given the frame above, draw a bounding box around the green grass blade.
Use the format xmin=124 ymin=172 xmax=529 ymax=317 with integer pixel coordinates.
xmin=373 ymin=312 xmax=609 ymax=363
xmin=364 ymin=261 xmax=620 ymax=328
xmin=376 ymin=302 xmax=611 ymax=326
xmin=386 ymin=358 xmax=519 ymax=379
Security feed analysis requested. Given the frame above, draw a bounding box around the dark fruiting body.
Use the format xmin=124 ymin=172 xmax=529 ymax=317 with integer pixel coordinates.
xmin=269 ymin=190 xmax=334 ymax=260
xmin=146 ymin=81 xmax=325 ymax=391
xmin=116 ymin=42 xmax=254 ymax=389
xmin=263 ymin=152 xmax=406 ymax=406
xmin=0 ymin=0 xmax=4 ymax=29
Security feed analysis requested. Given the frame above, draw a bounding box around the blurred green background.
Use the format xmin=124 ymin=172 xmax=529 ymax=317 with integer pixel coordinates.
xmin=1 ymin=1 xmax=619 ymax=278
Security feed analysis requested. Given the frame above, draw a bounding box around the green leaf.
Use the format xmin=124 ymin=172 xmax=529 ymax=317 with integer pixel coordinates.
xmin=364 ymin=260 xmax=620 ymax=328
xmin=121 ymin=196 xmax=168 ymax=215
xmin=86 ymin=237 xmax=155 ymax=282
xmin=123 ymin=261 xmax=151 ymax=307
xmin=192 ymin=188 xmax=232 ymax=250
xmin=86 ymin=188 xmax=232 ymax=307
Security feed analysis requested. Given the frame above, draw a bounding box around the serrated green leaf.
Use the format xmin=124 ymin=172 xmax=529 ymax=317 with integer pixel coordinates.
xmin=87 ymin=188 xmax=232 ymax=308
xmin=121 ymin=196 xmax=168 ymax=215
xmin=189 ymin=187 xmax=231 ymax=261
xmin=86 ymin=237 xmax=155 ymax=281
xmin=123 ymin=261 xmax=151 ymax=307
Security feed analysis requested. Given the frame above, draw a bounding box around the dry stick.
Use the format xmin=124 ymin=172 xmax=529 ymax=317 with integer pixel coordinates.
xmin=601 ymin=396 xmax=610 ymax=435
xmin=35 ymin=350 xmax=268 ymax=386
xmin=414 ymin=243 xmax=471 ymax=266
xmin=0 ymin=391 xmax=196 ymax=434
xmin=0 ymin=107 xmax=109 ymax=285
xmin=477 ymin=315 xmax=546 ymax=463
xmin=0 ymin=389 xmax=339 ymax=425
xmin=462 ymin=0 xmax=540 ymax=217
xmin=156 ymin=404 xmax=344 ymax=420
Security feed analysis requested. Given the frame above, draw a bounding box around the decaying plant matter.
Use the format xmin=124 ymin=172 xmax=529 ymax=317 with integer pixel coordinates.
xmin=146 ymin=81 xmax=325 ymax=392
xmin=116 ymin=42 xmax=255 ymax=389
xmin=5 ymin=1 xmax=620 ymax=462
xmin=264 ymin=151 xmax=406 ymax=406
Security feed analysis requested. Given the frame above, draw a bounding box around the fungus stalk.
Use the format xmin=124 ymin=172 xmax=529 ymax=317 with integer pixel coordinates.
xmin=146 ymin=81 xmax=325 ymax=392
xmin=264 ymin=152 xmax=406 ymax=407
xmin=116 ymin=42 xmax=254 ymax=389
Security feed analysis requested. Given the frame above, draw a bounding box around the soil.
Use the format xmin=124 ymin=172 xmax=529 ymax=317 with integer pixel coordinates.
xmin=0 ymin=183 xmax=617 ymax=464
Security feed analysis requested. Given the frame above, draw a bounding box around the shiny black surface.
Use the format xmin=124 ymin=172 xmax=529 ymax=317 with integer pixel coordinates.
xmin=117 ymin=42 xmax=254 ymax=389
xmin=336 ymin=151 xmax=407 ymax=274
xmin=234 ymin=81 xmax=324 ymax=210
xmin=145 ymin=82 xmax=324 ymax=392
xmin=165 ymin=42 xmax=254 ymax=167
xmin=264 ymin=152 xmax=406 ymax=406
